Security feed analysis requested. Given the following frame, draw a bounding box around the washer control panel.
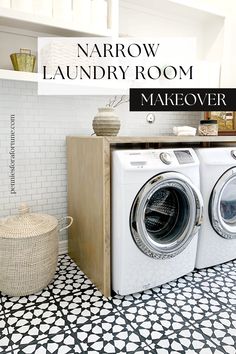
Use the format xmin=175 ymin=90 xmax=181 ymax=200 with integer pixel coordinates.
xmin=122 ymin=148 xmax=197 ymax=168
xmin=174 ymin=150 xmax=194 ymax=164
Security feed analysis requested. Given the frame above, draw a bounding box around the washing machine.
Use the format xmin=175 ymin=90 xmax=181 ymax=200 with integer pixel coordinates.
xmin=195 ymin=147 xmax=236 ymax=269
xmin=112 ymin=148 xmax=203 ymax=295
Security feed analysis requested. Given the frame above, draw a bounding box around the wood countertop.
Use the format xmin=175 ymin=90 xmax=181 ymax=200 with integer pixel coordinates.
xmin=67 ymin=135 xmax=236 ymax=144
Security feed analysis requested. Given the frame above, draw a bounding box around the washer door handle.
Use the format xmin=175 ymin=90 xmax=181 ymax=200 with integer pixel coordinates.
xmin=192 ymin=185 xmax=204 ymax=228
xmin=209 ymin=167 xmax=236 ymax=239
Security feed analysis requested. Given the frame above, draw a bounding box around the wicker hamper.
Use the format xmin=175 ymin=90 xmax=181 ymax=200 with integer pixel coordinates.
xmin=0 ymin=204 xmax=73 ymax=296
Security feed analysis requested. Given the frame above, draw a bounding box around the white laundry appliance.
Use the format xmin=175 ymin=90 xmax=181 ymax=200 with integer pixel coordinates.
xmin=112 ymin=148 xmax=203 ymax=295
xmin=195 ymin=148 xmax=236 ymax=269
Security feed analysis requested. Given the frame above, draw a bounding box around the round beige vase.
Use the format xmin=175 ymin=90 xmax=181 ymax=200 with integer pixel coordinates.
xmin=92 ymin=107 xmax=120 ymax=136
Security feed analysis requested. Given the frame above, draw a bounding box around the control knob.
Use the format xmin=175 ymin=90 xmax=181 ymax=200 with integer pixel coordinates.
xmin=231 ymin=150 xmax=236 ymax=160
xmin=160 ymin=152 xmax=172 ymax=165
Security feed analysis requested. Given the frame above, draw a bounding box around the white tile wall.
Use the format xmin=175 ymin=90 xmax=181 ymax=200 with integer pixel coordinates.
xmin=0 ymin=79 xmax=201 ymax=241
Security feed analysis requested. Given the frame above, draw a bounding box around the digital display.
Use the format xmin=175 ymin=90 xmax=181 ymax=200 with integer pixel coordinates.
xmin=174 ymin=150 xmax=194 ymax=164
xmin=130 ymin=161 xmax=147 ymax=166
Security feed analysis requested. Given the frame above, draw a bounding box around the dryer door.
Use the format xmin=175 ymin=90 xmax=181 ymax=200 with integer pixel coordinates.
xmin=210 ymin=167 xmax=236 ymax=239
xmin=130 ymin=172 xmax=203 ymax=259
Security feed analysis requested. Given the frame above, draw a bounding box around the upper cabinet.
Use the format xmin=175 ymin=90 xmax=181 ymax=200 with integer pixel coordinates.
xmin=0 ymin=0 xmax=118 ymax=79
xmin=0 ymin=0 xmax=118 ymax=36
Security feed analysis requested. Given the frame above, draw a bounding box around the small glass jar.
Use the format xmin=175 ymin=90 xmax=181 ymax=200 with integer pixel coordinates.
xmin=198 ymin=120 xmax=218 ymax=136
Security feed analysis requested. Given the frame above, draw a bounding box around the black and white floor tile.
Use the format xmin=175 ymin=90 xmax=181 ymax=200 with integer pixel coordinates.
xmin=0 ymin=254 xmax=236 ymax=354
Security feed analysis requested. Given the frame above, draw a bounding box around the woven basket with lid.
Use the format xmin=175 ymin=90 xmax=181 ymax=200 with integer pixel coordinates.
xmin=0 ymin=204 xmax=73 ymax=296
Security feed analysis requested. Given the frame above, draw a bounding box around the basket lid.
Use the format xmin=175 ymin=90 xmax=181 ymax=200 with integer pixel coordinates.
xmin=0 ymin=204 xmax=58 ymax=239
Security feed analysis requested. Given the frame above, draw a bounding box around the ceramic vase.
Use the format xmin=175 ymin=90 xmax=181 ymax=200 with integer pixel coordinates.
xmin=92 ymin=107 xmax=120 ymax=136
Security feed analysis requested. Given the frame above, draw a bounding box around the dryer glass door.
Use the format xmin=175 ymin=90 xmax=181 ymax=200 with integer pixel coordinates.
xmin=210 ymin=167 xmax=236 ymax=239
xmin=130 ymin=172 xmax=203 ymax=259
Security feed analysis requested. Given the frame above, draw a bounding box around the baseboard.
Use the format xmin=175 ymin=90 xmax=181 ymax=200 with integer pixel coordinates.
xmin=59 ymin=240 xmax=68 ymax=255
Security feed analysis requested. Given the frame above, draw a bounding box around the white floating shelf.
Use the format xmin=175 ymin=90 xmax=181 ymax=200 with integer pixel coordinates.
xmin=0 ymin=7 xmax=111 ymax=36
xmin=0 ymin=69 xmax=38 ymax=82
xmin=0 ymin=69 xmax=127 ymax=95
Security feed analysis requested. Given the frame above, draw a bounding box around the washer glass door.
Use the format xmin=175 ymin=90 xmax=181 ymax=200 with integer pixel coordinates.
xmin=130 ymin=172 xmax=203 ymax=259
xmin=210 ymin=167 xmax=236 ymax=239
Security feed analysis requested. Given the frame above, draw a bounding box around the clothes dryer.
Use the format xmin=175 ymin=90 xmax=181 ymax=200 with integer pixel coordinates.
xmin=195 ymin=148 xmax=236 ymax=268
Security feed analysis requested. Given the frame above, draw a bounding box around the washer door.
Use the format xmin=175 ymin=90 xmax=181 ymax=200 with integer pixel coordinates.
xmin=210 ymin=167 xmax=236 ymax=239
xmin=130 ymin=172 xmax=203 ymax=259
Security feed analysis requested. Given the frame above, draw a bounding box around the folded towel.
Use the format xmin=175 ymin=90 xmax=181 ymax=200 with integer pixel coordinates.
xmin=175 ymin=131 xmax=196 ymax=136
xmin=173 ymin=126 xmax=196 ymax=133
xmin=173 ymin=126 xmax=196 ymax=136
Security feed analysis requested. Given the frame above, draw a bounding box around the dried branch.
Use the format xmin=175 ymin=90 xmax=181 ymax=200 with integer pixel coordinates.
xmin=106 ymin=95 xmax=129 ymax=108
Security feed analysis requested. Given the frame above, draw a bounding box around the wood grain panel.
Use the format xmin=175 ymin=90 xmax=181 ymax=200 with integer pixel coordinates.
xmin=67 ymin=137 xmax=111 ymax=296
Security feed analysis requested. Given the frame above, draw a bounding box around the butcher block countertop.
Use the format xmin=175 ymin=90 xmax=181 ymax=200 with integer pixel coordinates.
xmin=69 ymin=135 xmax=236 ymax=146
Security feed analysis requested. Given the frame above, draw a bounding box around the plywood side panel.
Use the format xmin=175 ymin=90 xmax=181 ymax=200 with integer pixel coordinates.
xmin=67 ymin=137 xmax=111 ymax=296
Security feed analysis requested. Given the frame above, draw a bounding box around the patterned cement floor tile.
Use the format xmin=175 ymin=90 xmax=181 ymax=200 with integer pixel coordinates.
xmin=4 ymin=300 xmax=69 ymax=348
xmin=0 ymin=255 xmax=235 ymax=354
xmin=194 ymin=310 xmax=236 ymax=354
xmin=0 ymin=288 xmax=54 ymax=315
xmin=71 ymin=311 xmax=153 ymax=354
xmin=0 ymin=316 xmax=13 ymax=353
xmin=148 ymin=326 xmax=220 ymax=354
xmin=12 ymin=329 xmax=83 ymax=354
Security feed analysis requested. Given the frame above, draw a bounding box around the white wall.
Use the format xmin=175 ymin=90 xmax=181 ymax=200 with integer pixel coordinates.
xmin=183 ymin=0 xmax=236 ymax=87
xmin=119 ymin=0 xmax=224 ymax=61
xmin=0 ymin=79 xmax=201 ymax=243
xmin=120 ymin=0 xmax=235 ymax=87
